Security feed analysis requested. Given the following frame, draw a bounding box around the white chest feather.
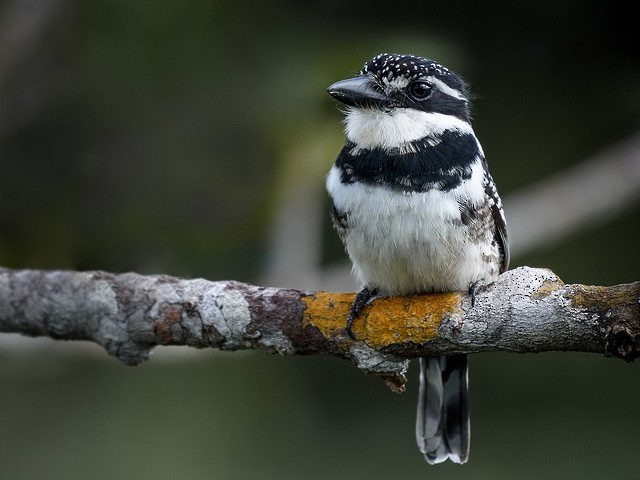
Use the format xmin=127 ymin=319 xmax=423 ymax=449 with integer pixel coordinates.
xmin=326 ymin=161 xmax=499 ymax=295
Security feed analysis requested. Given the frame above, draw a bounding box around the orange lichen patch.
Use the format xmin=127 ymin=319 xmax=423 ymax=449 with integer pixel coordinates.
xmin=362 ymin=293 xmax=463 ymax=348
xmin=301 ymin=291 xmax=464 ymax=347
xmin=301 ymin=292 xmax=353 ymax=339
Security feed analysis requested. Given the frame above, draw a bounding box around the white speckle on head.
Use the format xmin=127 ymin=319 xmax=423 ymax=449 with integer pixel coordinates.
xmin=383 ymin=76 xmax=410 ymax=89
xmin=345 ymin=108 xmax=473 ymax=150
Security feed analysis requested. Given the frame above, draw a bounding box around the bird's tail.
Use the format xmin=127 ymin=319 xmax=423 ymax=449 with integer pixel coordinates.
xmin=415 ymin=354 xmax=470 ymax=464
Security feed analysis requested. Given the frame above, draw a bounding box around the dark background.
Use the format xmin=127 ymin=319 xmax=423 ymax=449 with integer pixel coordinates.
xmin=1 ymin=1 xmax=639 ymax=479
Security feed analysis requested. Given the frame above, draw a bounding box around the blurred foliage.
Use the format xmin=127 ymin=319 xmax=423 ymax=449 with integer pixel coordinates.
xmin=2 ymin=348 xmax=640 ymax=480
xmin=0 ymin=0 xmax=639 ymax=478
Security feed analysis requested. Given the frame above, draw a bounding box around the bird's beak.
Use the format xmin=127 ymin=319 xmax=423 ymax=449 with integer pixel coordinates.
xmin=327 ymin=75 xmax=390 ymax=109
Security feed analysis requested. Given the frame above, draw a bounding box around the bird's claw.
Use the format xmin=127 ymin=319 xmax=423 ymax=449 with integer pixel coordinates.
xmin=468 ymin=280 xmax=485 ymax=307
xmin=346 ymin=287 xmax=379 ymax=339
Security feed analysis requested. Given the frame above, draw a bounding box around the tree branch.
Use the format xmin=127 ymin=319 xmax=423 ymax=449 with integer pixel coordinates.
xmin=0 ymin=266 xmax=638 ymax=392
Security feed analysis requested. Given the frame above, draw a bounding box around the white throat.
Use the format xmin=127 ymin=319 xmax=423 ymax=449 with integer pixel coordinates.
xmin=345 ymin=108 xmax=473 ymax=150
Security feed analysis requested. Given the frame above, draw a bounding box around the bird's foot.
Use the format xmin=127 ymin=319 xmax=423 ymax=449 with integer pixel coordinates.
xmin=468 ymin=280 xmax=485 ymax=307
xmin=346 ymin=286 xmax=379 ymax=339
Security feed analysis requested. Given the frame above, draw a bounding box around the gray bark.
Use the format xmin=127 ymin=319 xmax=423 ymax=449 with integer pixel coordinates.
xmin=0 ymin=266 xmax=638 ymax=392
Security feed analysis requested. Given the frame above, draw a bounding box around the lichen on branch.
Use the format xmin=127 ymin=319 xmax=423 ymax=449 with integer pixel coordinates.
xmin=0 ymin=266 xmax=638 ymax=392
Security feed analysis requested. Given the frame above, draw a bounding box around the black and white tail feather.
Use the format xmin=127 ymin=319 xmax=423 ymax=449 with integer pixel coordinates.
xmin=416 ymin=356 xmax=470 ymax=464
xmin=326 ymin=53 xmax=509 ymax=465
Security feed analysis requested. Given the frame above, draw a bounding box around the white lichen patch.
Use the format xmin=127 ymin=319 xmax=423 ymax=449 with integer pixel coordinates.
xmin=84 ymin=278 xmax=119 ymax=335
xmin=206 ymin=283 xmax=251 ymax=348
xmin=349 ymin=342 xmax=408 ymax=376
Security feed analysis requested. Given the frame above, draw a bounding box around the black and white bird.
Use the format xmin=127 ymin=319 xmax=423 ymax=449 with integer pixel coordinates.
xmin=326 ymin=53 xmax=509 ymax=464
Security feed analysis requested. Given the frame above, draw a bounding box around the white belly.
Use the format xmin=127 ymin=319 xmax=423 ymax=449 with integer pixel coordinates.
xmin=326 ymin=164 xmax=499 ymax=295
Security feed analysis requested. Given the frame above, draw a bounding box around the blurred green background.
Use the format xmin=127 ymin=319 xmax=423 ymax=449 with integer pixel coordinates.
xmin=1 ymin=0 xmax=639 ymax=479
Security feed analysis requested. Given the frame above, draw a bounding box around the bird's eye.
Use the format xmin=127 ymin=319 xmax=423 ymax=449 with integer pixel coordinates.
xmin=409 ymin=81 xmax=432 ymax=100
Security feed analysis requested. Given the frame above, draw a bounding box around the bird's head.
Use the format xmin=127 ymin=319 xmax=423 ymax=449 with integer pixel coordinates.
xmin=328 ymin=53 xmax=472 ymax=150
xmin=328 ymin=53 xmax=469 ymax=120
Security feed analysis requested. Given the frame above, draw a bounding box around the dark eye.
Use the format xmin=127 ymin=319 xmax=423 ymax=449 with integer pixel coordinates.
xmin=409 ymin=81 xmax=432 ymax=100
